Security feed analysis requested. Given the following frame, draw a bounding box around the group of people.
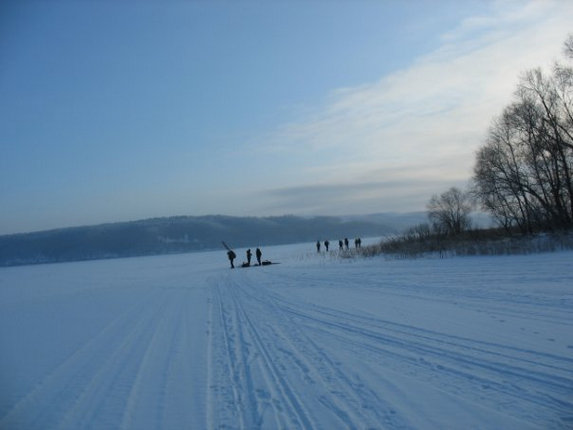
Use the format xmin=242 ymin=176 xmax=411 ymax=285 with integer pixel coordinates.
xmin=226 ymin=237 xmax=364 ymax=268
xmin=316 ymin=237 xmax=362 ymax=252
xmin=227 ymin=247 xmax=263 ymax=268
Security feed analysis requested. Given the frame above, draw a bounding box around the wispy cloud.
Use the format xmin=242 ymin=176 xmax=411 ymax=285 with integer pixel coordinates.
xmin=256 ymin=0 xmax=573 ymax=214
xmin=260 ymin=159 xmax=471 ymax=215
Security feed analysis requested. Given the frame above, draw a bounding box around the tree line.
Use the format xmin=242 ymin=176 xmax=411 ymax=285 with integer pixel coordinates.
xmin=429 ymin=35 xmax=573 ymax=236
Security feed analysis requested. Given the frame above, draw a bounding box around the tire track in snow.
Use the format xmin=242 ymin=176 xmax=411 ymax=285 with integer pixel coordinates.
xmin=288 ymin=301 xmax=573 ymax=385
xmin=212 ymin=273 xmax=317 ymax=429
xmin=266 ymin=291 xmax=573 ymax=427
xmin=0 ymin=288 xmax=166 ymax=430
xmin=274 ymin=268 xmax=573 ymax=326
xmin=161 ymin=287 xmax=207 ymax=429
xmin=213 ymin=272 xmax=412 ymax=429
xmin=57 ymin=292 xmax=172 ymax=430
xmin=118 ymin=292 xmax=183 ymax=430
xmin=235 ymin=276 xmax=412 ymax=429
xmin=226 ymin=281 xmax=316 ymax=430
xmin=212 ymin=277 xmax=260 ymax=428
xmin=155 ymin=291 xmax=188 ymax=429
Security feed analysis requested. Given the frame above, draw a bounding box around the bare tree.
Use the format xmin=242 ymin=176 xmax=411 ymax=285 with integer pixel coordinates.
xmin=427 ymin=187 xmax=473 ymax=235
xmin=473 ymin=36 xmax=573 ymax=232
xmin=564 ymin=34 xmax=573 ymax=59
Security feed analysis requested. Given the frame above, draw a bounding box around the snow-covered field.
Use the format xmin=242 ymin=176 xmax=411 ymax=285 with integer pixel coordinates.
xmin=1 ymin=239 xmax=572 ymax=429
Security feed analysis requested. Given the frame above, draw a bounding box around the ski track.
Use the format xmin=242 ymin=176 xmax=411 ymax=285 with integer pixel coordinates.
xmin=227 ymin=276 xmax=410 ymax=429
xmin=208 ymin=264 xmax=573 ymax=429
xmin=0 ymin=289 xmax=166 ymax=429
xmin=0 ymin=282 xmax=210 ymax=430
xmin=1 ymin=249 xmax=572 ymax=429
xmin=211 ymin=274 xmax=315 ymax=429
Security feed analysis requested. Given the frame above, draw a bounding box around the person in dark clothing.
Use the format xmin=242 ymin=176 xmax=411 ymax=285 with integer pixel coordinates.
xmin=344 ymin=238 xmax=349 ymax=250
xmin=246 ymin=249 xmax=252 ymax=266
xmin=316 ymin=241 xmax=321 ymax=252
xmin=256 ymin=247 xmax=262 ymax=265
xmin=227 ymin=250 xmax=236 ymax=268
xmin=339 ymin=239 xmax=343 ymax=250
xmin=324 ymin=240 xmax=329 ymax=251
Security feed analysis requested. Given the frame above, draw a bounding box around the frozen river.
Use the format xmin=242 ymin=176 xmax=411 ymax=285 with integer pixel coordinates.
xmin=1 ymin=241 xmax=572 ymax=429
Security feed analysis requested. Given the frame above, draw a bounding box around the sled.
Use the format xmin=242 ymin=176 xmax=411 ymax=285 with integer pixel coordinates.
xmin=239 ymin=260 xmax=279 ymax=268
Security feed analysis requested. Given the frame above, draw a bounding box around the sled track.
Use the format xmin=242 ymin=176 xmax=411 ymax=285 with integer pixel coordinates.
xmin=281 ymin=299 xmax=573 ymax=386
xmin=211 ymin=273 xmax=418 ymax=429
xmin=212 ymin=275 xmax=316 ymax=429
xmin=288 ymin=303 xmax=573 ymax=416
xmin=2 ymin=250 xmax=572 ymax=429
xmin=235 ymin=278 xmax=412 ymax=429
xmin=214 ymin=269 xmax=573 ymax=429
xmin=0 ymin=285 xmax=209 ymax=430
xmin=0 ymin=289 xmax=169 ymax=429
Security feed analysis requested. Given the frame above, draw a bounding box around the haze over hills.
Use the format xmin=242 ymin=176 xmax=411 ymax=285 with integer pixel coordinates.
xmin=0 ymin=213 xmax=426 ymax=267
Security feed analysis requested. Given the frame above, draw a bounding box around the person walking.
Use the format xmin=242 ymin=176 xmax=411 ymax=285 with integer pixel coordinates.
xmin=227 ymin=250 xmax=236 ymax=268
xmin=339 ymin=239 xmax=343 ymax=250
xmin=256 ymin=247 xmax=262 ymax=265
xmin=344 ymin=238 xmax=349 ymax=250
xmin=324 ymin=240 xmax=329 ymax=252
xmin=246 ymin=249 xmax=252 ymax=266
xmin=316 ymin=241 xmax=321 ymax=253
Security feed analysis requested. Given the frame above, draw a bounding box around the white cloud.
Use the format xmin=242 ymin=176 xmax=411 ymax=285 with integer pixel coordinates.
xmin=256 ymin=0 xmax=573 ymax=213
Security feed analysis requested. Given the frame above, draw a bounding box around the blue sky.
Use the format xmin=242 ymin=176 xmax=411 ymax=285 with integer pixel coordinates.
xmin=1 ymin=0 xmax=572 ymax=234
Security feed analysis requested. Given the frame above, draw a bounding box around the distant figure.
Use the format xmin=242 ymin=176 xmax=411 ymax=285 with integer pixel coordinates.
xmin=324 ymin=240 xmax=329 ymax=252
xmin=339 ymin=239 xmax=343 ymax=250
xmin=246 ymin=249 xmax=252 ymax=266
xmin=355 ymin=238 xmax=359 ymax=249
xmin=344 ymin=238 xmax=349 ymax=250
xmin=256 ymin=247 xmax=262 ymax=265
xmin=316 ymin=241 xmax=321 ymax=253
xmin=227 ymin=250 xmax=236 ymax=268
xmin=357 ymin=238 xmax=362 ymax=248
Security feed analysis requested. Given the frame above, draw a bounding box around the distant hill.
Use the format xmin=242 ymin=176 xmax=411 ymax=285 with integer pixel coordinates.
xmin=0 ymin=213 xmax=427 ymax=267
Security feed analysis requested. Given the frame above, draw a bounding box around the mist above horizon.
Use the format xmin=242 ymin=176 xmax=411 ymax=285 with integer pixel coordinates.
xmin=1 ymin=1 xmax=572 ymax=235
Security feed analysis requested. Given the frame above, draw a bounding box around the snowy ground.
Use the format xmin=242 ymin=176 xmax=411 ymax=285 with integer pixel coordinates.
xmin=0 ymin=239 xmax=572 ymax=429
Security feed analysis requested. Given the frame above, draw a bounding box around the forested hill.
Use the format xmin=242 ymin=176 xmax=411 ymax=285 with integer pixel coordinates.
xmin=0 ymin=213 xmax=425 ymax=267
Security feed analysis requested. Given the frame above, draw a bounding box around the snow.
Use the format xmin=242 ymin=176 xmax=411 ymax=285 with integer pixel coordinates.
xmin=0 ymin=239 xmax=572 ymax=429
